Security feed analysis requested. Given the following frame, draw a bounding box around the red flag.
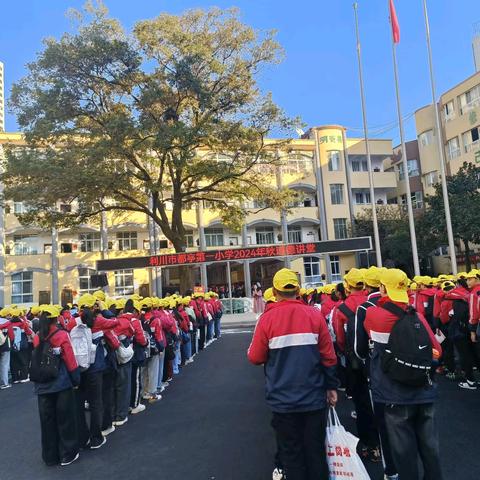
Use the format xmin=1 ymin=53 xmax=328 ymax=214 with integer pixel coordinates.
xmin=389 ymin=0 xmax=400 ymax=43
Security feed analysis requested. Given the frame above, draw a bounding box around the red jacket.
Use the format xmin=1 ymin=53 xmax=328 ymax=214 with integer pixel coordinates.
xmin=0 ymin=320 xmax=14 ymax=342
xmin=58 ymin=311 xmax=76 ymax=332
xmin=469 ymin=284 xmax=480 ymax=330
xmin=415 ymin=288 xmax=436 ymax=317
xmin=433 ymin=290 xmax=445 ymax=320
xmin=321 ymin=296 xmax=338 ymax=319
xmin=144 ymin=312 xmax=165 ymax=344
xmin=91 ymin=315 xmax=119 ymax=334
xmin=113 ymin=313 xmax=135 ymax=340
xmin=177 ymin=308 xmax=190 ymax=333
xmin=247 ymin=299 xmax=338 ymax=412
xmin=33 ymin=325 xmax=78 ymax=372
xmin=333 ymin=290 xmax=367 ymax=352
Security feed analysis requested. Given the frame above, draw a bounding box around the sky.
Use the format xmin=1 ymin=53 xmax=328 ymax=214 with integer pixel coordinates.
xmin=0 ymin=0 xmax=478 ymax=144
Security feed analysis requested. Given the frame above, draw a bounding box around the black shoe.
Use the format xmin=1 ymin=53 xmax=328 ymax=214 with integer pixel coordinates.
xmin=60 ymin=452 xmax=79 ymax=466
xmin=90 ymin=436 xmax=107 ymax=450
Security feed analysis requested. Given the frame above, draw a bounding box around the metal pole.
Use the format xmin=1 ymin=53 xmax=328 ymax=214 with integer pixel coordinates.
xmin=275 ymin=162 xmax=291 ymax=268
xmin=227 ymin=260 xmax=233 ymax=314
xmin=100 ymin=210 xmax=109 ymax=294
xmin=0 ymin=146 xmax=5 ymax=306
xmin=353 ymin=3 xmax=383 ymax=267
xmin=312 ymin=130 xmax=333 ymax=283
xmin=147 ymin=196 xmax=157 ymax=297
xmin=389 ymin=4 xmax=421 ymax=275
xmin=241 ymin=211 xmax=252 ymax=298
xmin=51 ymin=226 xmax=59 ymax=304
xmin=422 ymin=0 xmax=457 ymax=274
xmin=196 ymin=201 xmax=208 ymax=291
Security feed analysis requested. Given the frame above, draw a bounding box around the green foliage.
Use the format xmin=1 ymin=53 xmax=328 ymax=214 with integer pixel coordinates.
xmin=3 ymin=2 xmax=298 ymax=251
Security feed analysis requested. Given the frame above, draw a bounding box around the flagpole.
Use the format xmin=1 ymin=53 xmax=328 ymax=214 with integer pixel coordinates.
xmin=353 ymin=3 xmax=383 ymax=267
xmin=389 ymin=1 xmax=421 ymax=276
xmin=422 ymin=0 xmax=457 ymax=274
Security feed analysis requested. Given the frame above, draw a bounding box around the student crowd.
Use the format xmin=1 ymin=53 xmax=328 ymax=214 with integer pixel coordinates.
xmin=249 ymin=266 xmax=480 ymax=480
xmin=0 ymin=290 xmax=223 ymax=467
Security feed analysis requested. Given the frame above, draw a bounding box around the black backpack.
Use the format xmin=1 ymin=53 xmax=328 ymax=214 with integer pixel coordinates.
xmin=380 ymin=302 xmax=433 ymax=388
xmin=338 ymin=303 xmax=362 ymax=370
xmin=30 ymin=329 xmax=61 ymax=383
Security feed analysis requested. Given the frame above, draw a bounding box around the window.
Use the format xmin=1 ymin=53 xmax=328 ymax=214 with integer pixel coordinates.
xmin=255 ymin=226 xmax=275 ymax=245
xmin=330 ymin=184 xmax=344 ymax=205
xmin=412 ymin=191 xmax=423 ymax=210
xmin=354 ymin=192 xmax=371 ymax=205
xmin=205 ymin=228 xmax=224 ymax=247
xmin=419 ymin=130 xmax=433 ymax=147
xmin=330 ymin=255 xmax=341 ymax=282
xmin=13 ymin=202 xmax=28 ymax=215
xmin=447 ymin=137 xmax=461 ymax=159
xmin=387 ymin=197 xmax=398 ymax=205
xmin=444 ymin=100 xmax=455 ymax=121
xmin=60 ymin=243 xmax=72 ymax=253
xmin=228 ymin=237 xmax=239 ymax=246
xmin=281 ymin=154 xmax=314 ymax=175
xmin=13 ymin=235 xmax=38 ymax=255
xmin=304 ymin=257 xmax=321 ymax=284
xmin=327 ymin=151 xmax=341 ymax=171
xmin=59 ymin=204 xmax=72 ymax=213
xmin=459 ymin=85 xmax=480 ymax=114
xmin=253 ymin=199 xmax=268 ymax=209
xmin=117 ymin=231 xmax=138 ymax=251
xmin=351 ymin=159 xmax=368 ymax=172
xmin=79 ymin=232 xmax=101 ymax=252
xmin=44 ymin=244 xmax=52 ymax=254
xmin=398 ymin=163 xmax=405 ymax=181
xmin=424 ymin=171 xmax=439 ymax=187
xmin=114 ymin=269 xmax=134 ymax=296
xmin=407 ymin=159 xmax=419 ymax=177
xmin=78 ymin=268 xmax=96 ymax=294
xmin=185 ymin=230 xmax=194 ymax=248
xmin=287 ymin=225 xmax=302 ymax=243
xmin=462 ymin=127 xmax=480 ymax=153
xmin=333 ymin=218 xmax=348 ymax=239
xmin=11 ymin=271 xmax=33 ymax=303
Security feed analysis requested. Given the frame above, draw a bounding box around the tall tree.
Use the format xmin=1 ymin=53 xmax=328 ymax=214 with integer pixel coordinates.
xmin=424 ymin=161 xmax=480 ymax=271
xmin=2 ymin=3 xmax=297 ymax=289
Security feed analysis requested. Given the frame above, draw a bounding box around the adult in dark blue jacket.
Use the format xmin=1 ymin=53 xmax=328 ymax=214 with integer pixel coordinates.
xmin=248 ymin=268 xmax=339 ymax=480
xmin=364 ymin=268 xmax=443 ymax=480
xmin=33 ymin=309 xmax=81 ymax=466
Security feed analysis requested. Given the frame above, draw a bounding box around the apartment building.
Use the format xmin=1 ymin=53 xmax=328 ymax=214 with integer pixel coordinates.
xmin=0 ymin=126 xmax=396 ymax=305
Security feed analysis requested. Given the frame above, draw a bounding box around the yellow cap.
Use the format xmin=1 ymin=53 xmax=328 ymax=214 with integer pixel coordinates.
xmin=380 ymin=268 xmax=409 ymax=303
xmin=273 ymin=268 xmax=299 ymax=292
xmin=30 ymin=305 xmax=42 ymax=315
xmin=263 ymin=288 xmax=276 ymax=303
xmin=307 ymin=288 xmax=315 ymax=295
xmin=323 ymin=284 xmax=336 ymax=295
xmin=141 ymin=297 xmax=153 ymax=308
xmin=438 ymin=274 xmax=448 ymax=281
xmin=413 ymin=275 xmax=422 ymax=283
xmin=419 ymin=276 xmax=432 ymax=286
xmin=409 ymin=282 xmax=418 ymax=291
xmin=466 ymin=269 xmax=480 ymax=279
xmin=77 ymin=293 xmax=96 ymax=308
xmin=456 ymin=272 xmax=468 ymax=280
xmin=364 ymin=266 xmax=382 ymax=288
xmin=441 ymin=281 xmax=455 ymax=292
xmin=344 ymin=268 xmax=365 ymax=288
xmin=93 ymin=290 xmax=106 ymax=301
xmin=42 ymin=305 xmax=60 ymax=318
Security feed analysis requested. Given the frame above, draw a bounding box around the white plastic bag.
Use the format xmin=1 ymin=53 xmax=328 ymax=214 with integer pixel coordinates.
xmin=326 ymin=407 xmax=371 ymax=480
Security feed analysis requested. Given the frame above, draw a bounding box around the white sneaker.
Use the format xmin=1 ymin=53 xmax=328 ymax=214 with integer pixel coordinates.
xmin=90 ymin=436 xmax=107 ymax=450
xmin=148 ymin=394 xmax=162 ymax=403
xmin=0 ymin=384 xmax=11 ymax=389
xmin=20 ymin=378 xmax=30 ymax=383
xmin=185 ymin=358 xmax=194 ymax=364
xmin=162 ymin=382 xmax=169 ymax=388
xmin=130 ymin=403 xmax=146 ymax=414
xmin=113 ymin=417 xmax=128 ymax=426
xmin=384 ymin=475 xmax=399 ymax=480
xmin=101 ymin=425 xmax=115 ymax=436
xmin=272 ymin=467 xmax=284 ymax=480
xmin=61 ymin=452 xmax=80 ymax=466
xmin=459 ymin=380 xmax=477 ymax=390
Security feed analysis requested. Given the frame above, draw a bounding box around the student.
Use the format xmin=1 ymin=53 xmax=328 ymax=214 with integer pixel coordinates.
xmin=0 ymin=313 xmax=14 ymax=389
xmin=33 ymin=307 xmax=80 ymax=466
xmin=364 ymin=268 xmax=443 ymax=480
xmin=248 ymin=268 xmax=338 ymax=480
xmin=10 ymin=309 xmax=33 ymax=383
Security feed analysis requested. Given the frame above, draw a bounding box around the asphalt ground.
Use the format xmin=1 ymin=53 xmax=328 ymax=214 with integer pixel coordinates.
xmin=1 ymin=329 xmax=478 ymax=480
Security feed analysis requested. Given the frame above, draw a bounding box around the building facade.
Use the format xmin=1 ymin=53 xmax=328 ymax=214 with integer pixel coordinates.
xmin=0 ymin=126 xmax=396 ymax=306
xmin=0 ymin=62 xmax=5 ymax=132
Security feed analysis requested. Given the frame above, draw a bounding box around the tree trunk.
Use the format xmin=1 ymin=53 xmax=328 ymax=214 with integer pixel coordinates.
xmin=171 ymin=236 xmax=194 ymax=295
xmin=464 ymin=239 xmax=471 ymax=272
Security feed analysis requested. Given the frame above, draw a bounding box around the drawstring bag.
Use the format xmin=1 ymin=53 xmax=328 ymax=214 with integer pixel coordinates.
xmin=326 ymin=407 xmax=371 ymax=480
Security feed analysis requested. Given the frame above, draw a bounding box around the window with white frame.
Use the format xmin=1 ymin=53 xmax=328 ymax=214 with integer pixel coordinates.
xmin=330 ymin=184 xmax=344 ymax=205
xmin=462 ymin=127 xmax=479 ymax=153
xmin=419 ymin=130 xmax=433 ymax=147
xmin=11 ymin=271 xmax=33 ymax=303
xmin=185 ymin=230 xmax=194 ymax=248
xmin=412 ymin=191 xmax=423 ymax=210
xmin=287 ymin=225 xmax=302 ymax=243
xmin=13 ymin=235 xmax=38 ymax=255
xmin=281 ymin=154 xmax=314 ymax=175
xmin=304 ymin=256 xmax=321 ymax=284
xmin=78 ymin=268 xmax=96 ymax=294
xmin=13 ymin=202 xmax=28 ymax=215
xmin=79 ymin=232 xmax=101 ymax=252
xmin=114 ymin=269 xmax=134 ymax=296
xmin=354 ymin=191 xmax=371 ymax=205
xmin=459 ymin=84 xmax=480 ymax=114
xmin=407 ymin=159 xmax=419 ymax=177
xmin=444 ymin=100 xmax=455 ymax=121
xmin=205 ymin=228 xmax=224 ymax=247
xmin=327 ymin=151 xmax=341 ymax=171
xmin=117 ymin=231 xmax=138 ymax=251
xmin=330 ymin=255 xmax=341 ymax=282
xmin=351 ymin=159 xmax=368 ymax=172
xmin=446 ymin=136 xmax=460 ymax=159
xmin=424 ymin=171 xmax=439 ymax=187
xmin=255 ymin=226 xmax=275 ymax=245
xmin=333 ymin=218 xmax=348 ymax=239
